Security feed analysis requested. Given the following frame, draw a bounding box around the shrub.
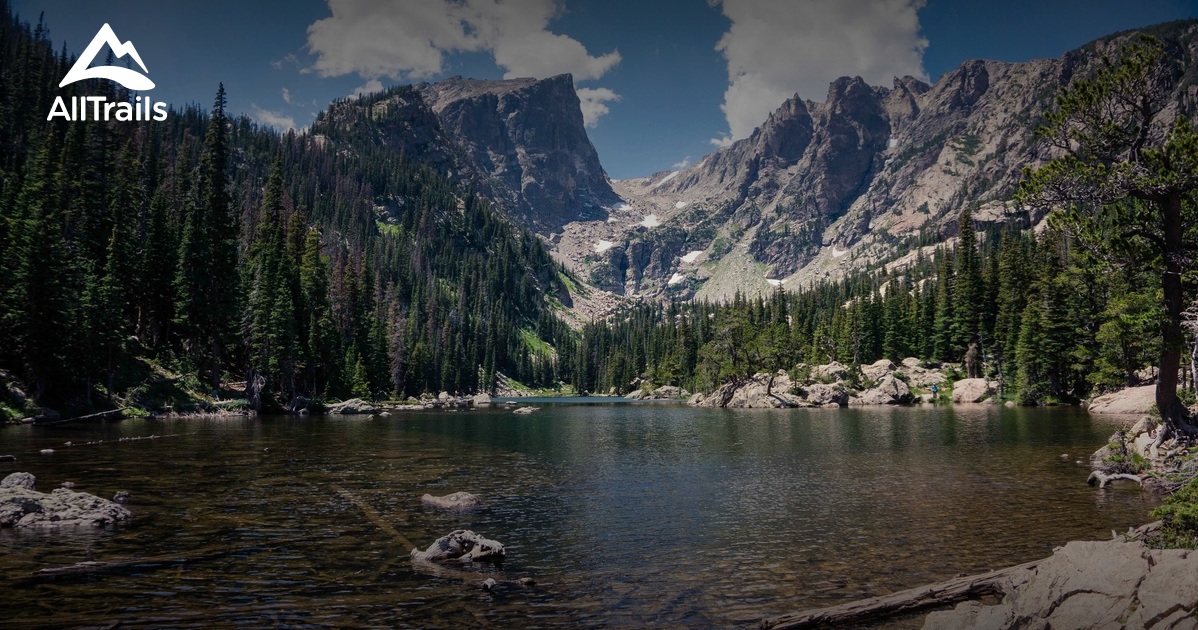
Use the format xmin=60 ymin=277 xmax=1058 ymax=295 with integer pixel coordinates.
xmin=1150 ymin=478 xmax=1198 ymax=549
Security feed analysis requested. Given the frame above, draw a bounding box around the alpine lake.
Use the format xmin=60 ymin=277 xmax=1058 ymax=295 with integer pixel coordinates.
xmin=0 ymin=401 xmax=1153 ymax=627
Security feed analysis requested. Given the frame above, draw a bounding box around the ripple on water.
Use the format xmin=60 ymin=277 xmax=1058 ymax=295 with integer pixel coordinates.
xmin=0 ymin=406 xmax=1155 ymax=627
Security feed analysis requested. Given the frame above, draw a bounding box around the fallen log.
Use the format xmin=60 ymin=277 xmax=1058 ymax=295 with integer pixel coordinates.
xmin=1087 ymin=471 xmax=1145 ymax=488
xmin=34 ymin=409 xmax=125 ymax=426
xmin=331 ymin=483 xmax=533 ymax=589
xmin=760 ymin=558 xmax=1042 ymax=629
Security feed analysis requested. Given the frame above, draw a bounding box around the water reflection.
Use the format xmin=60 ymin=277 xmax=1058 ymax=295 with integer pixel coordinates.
xmin=0 ymin=405 xmax=1152 ymax=627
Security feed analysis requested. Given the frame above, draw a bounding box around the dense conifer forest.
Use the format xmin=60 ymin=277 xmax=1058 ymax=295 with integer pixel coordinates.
xmin=0 ymin=2 xmax=1194 ymax=420
xmin=0 ymin=4 xmax=572 ymax=415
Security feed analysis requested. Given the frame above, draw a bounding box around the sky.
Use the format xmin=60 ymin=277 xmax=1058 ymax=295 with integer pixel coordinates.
xmin=13 ymin=0 xmax=1197 ymax=179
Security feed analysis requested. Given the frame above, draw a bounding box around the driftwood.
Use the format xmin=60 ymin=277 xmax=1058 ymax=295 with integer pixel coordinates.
xmin=34 ymin=409 xmax=125 ymax=426
xmin=760 ymin=558 xmax=1043 ymax=629
xmin=331 ymin=483 xmax=533 ymax=590
xmin=330 ymin=483 xmax=417 ymax=552
xmin=25 ymin=536 xmax=327 ymax=580
xmin=1087 ymin=471 xmax=1145 ymax=488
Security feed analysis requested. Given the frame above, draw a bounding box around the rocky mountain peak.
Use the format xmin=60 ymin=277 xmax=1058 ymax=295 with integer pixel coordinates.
xmin=417 ymin=73 xmax=617 ymax=232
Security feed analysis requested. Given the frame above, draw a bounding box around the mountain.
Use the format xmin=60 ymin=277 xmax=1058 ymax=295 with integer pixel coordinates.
xmin=549 ymin=19 xmax=1198 ymax=301
xmin=317 ymin=74 xmax=618 ymax=234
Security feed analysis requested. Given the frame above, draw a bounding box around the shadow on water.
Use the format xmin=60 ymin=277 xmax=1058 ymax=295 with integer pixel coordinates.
xmin=0 ymin=404 xmax=1153 ymax=627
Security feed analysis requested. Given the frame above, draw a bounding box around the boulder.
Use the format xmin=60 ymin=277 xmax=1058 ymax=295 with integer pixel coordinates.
xmin=900 ymin=366 xmax=946 ymax=388
xmin=862 ymin=359 xmax=896 ymax=382
xmin=651 ymin=385 xmax=689 ymax=399
xmin=421 ymin=491 xmax=483 ymax=511
xmin=803 ymin=383 xmax=848 ymax=407
xmin=851 ymin=375 xmax=911 ymax=405
xmin=410 ymin=530 xmax=505 ymax=564
xmin=0 ymin=473 xmax=131 ymax=529
xmin=686 ymin=393 xmax=704 ymax=406
xmin=512 ymin=406 xmax=538 ymax=415
xmin=1 ymin=472 xmax=35 ymax=490
xmin=811 ymin=362 xmax=848 ymax=381
xmin=327 ymin=398 xmax=378 ymax=415
xmin=923 ymin=540 xmax=1198 ymax=630
xmin=951 ymin=378 xmax=994 ymax=404
xmin=901 ymin=357 xmax=923 ymax=369
xmin=1088 ymin=385 xmax=1157 ymax=415
xmin=625 ymin=390 xmax=651 ymax=400
xmin=471 ymin=393 xmax=493 ymax=406
xmin=719 ymin=371 xmax=806 ymax=408
xmin=438 ymin=391 xmax=451 ymax=402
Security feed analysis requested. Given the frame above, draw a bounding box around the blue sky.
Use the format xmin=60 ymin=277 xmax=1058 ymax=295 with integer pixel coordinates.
xmin=13 ymin=0 xmax=1196 ymax=179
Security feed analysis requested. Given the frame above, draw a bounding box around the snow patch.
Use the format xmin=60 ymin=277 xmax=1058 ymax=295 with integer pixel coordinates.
xmin=640 ymin=214 xmax=661 ymax=228
xmin=594 ymin=240 xmax=615 ymax=253
xmin=615 ymin=203 xmax=631 ymax=211
xmin=674 ymin=201 xmax=688 ymax=209
xmin=681 ymin=250 xmax=703 ymax=263
xmin=766 ymin=278 xmax=783 ymax=287
xmin=653 ymin=171 xmax=681 ymax=188
xmin=888 ymin=138 xmax=898 ymax=149
xmin=606 ymin=217 xmax=618 ymax=223
xmin=668 ymin=273 xmax=685 ymax=285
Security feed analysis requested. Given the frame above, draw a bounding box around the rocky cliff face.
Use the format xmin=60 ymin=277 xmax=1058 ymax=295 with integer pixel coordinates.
xmin=315 ymin=74 xmax=618 ymax=234
xmin=418 ymin=74 xmax=618 ymax=232
xmin=551 ymin=20 xmax=1198 ymax=301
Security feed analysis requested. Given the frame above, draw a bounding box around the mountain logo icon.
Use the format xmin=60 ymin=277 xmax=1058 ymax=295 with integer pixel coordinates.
xmin=59 ymin=23 xmax=155 ymax=91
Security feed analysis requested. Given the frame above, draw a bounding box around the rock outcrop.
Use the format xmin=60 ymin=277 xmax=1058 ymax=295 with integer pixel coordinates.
xmin=418 ymin=75 xmax=618 ymax=232
xmin=0 ymin=473 xmax=131 ymax=529
xmin=411 ymin=530 xmax=505 ymax=564
xmin=951 ymin=378 xmax=994 ymax=404
xmin=923 ymin=540 xmax=1198 ymax=629
xmin=693 ymin=371 xmax=806 ymax=408
xmin=1089 ymin=385 xmax=1157 ymax=415
xmin=421 ymin=492 xmax=483 ymax=512
xmin=851 ymin=375 xmax=912 ymax=406
xmin=326 ymin=398 xmax=377 ymax=415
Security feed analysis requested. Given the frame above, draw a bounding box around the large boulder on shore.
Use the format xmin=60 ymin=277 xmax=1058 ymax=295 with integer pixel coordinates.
xmin=411 ymin=530 xmax=505 ymax=564
xmin=705 ymin=371 xmax=806 ymax=408
xmin=471 ymin=393 xmax=493 ymax=406
xmin=851 ymin=375 xmax=911 ymax=405
xmin=0 ymin=473 xmax=131 ymax=529
xmin=862 ymin=359 xmax=896 ymax=382
xmin=421 ymin=491 xmax=483 ymax=511
xmin=1088 ymin=385 xmax=1157 ymax=415
xmin=803 ymin=383 xmax=848 ymax=407
xmin=922 ymin=540 xmax=1198 ymax=630
xmin=951 ymin=378 xmax=994 ymax=404
xmin=811 ymin=362 xmax=848 ymax=381
xmin=327 ymin=398 xmax=378 ymax=414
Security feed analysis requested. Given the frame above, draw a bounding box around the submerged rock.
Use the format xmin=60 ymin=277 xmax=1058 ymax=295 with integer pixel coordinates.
xmin=421 ymin=491 xmax=483 ymax=511
xmin=411 ymin=530 xmax=505 ymax=564
xmin=512 ymin=406 xmax=538 ymax=415
xmin=0 ymin=473 xmax=131 ymax=529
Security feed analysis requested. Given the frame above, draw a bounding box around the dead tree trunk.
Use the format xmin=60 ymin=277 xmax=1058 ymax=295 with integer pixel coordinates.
xmin=760 ymin=558 xmax=1042 ymax=629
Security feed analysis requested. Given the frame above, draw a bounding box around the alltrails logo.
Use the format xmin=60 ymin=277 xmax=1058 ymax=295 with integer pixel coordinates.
xmin=48 ymin=23 xmax=168 ymax=122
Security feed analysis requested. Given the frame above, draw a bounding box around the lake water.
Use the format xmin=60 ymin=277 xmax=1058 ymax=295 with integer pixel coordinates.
xmin=0 ymin=404 xmax=1152 ymax=627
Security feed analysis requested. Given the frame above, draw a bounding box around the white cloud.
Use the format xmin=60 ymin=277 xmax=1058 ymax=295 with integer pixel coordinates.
xmin=576 ymin=87 xmax=620 ymax=127
xmin=307 ymin=0 xmax=620 ymax=82
xmin=251 ymin=104 xmax=297 ymax=132
xmin=711 ymin=0 xmax=928 ymax=141
xmin=672 ymin=156 xmax=692 ymax=169
xmin=351 ymin=78 xmax=384 ymax=98
xmin=282 ymin=87 xmax=292 ymax=104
